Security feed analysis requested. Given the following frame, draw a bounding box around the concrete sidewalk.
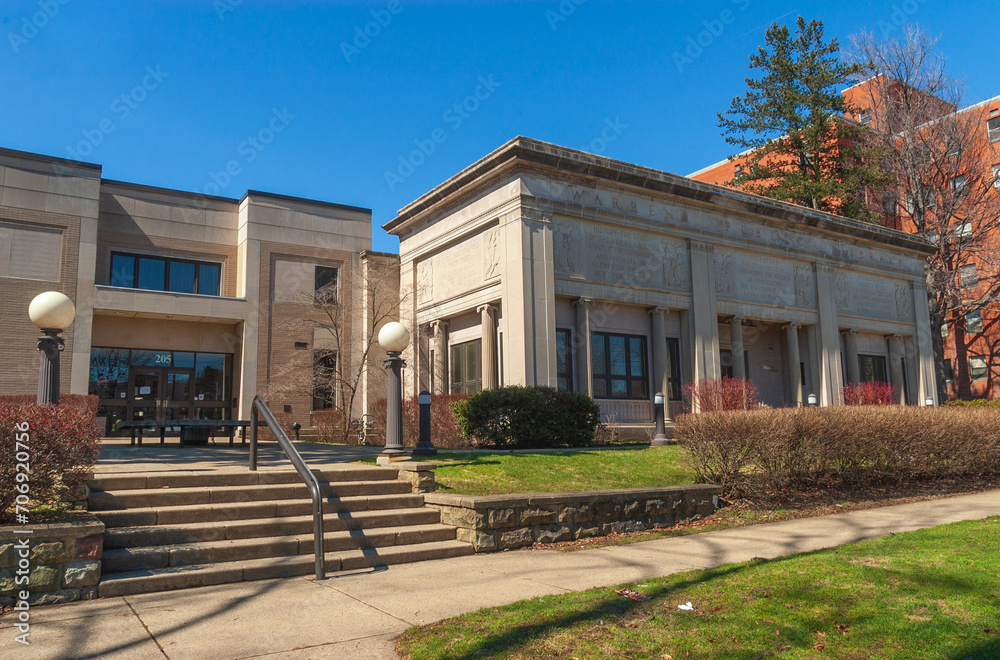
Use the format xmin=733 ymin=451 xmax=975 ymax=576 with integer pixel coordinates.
xmin=5 ymin=490 xmax=999 ymax=660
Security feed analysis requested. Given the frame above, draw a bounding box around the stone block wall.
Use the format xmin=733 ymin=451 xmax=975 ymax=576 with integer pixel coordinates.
xmin=0 ymin=516 xmax=105 ymax=606
xmin=424 ymin=485 xmax=721 ymax=552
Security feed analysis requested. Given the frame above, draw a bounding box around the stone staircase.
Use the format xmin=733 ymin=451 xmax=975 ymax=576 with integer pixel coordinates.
xmin=88 ymin=465 xmax=472 ymax=597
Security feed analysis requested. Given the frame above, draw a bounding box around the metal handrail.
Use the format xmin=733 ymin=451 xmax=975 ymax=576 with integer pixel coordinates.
xmin=249 ymin=395 xmax=325 ymax=580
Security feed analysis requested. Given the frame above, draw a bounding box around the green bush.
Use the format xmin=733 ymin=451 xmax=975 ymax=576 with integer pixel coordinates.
xmin=676 ymin=406 xmax=1000 ymax=497
xmin=944 ymin=398 xmax=1000 ymax=408
xmin=450 ymin=386 xmax=601 ymax=449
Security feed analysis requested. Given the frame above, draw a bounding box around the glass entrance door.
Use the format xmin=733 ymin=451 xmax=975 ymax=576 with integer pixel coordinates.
xmin=127 ymin=368 xmax=196 ymax=435
xmin=163 ymin=368 xmax=194 ymax=429
xmin=129 ymin=370 xmax=160 ymax=433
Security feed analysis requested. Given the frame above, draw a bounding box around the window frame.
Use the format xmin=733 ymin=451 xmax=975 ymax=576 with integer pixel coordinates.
xmin=987 ymin=116 xmax=1000 ymax=143
xmin=555 ymin=328 xmax=573 ymax=392
xmin=959 ymin=263 xmax=979 ymax=289
xmin=965 ymin=310 xmax=983 ymax=335
xmin=666 ymin=337 xmax=682 ymax=401
xmin=450 ymin=339 xmax=482 ymax=395
xmin=314 ymin=265 xmax=339 ymax=304
xmin=590 ymin=332 xmax=649 ymax=401
xmin=312 ymin=349 xmax=338 ymax=410
xmin=858 ymin=354 xmax=889 ymax=384
xmin=109 ymin=251 xmax=222 ymax=296
xmin=969 ymin=356 xmax=988 ymax=381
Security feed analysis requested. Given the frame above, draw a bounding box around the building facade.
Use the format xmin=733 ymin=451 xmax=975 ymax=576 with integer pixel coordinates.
xmin=0 ymin=146 xmax=392 ymax=434
xmin=386 ymin=138 xmax=937 ymax=429
xmin=690 ymin=81 xmax=1000 ymax=400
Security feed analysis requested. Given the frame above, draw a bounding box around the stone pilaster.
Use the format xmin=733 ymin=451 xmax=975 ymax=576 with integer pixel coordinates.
xmin=430 ymin=319 xmax=448 ymax=395
xmin=785 ymin=322 xmax=802 ymax=406
xmin=478 ymin=304 xmax=498 ymax=390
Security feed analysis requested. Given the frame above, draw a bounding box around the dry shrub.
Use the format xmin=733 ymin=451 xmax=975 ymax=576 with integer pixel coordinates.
xmin=843 ymin=381 xmax=898 ymax=405
xmin=676 ymin=406 xmax=1000 ymax=497
xmin=367 ymin=394 xmax=471 ymax=449
xmin=683 ymin=378 xmax=760 ymax=412
xmin=254 ymin=409 xmax=294 ymax=443
xmin=311 ymin=409 xmax=347 ymax=444
xmin=0 ymin=396 xmax=102 ymax=519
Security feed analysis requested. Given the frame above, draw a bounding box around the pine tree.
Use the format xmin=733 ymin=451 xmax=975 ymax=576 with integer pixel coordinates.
xmin=719 ymin=16 xmax=889 ymax=219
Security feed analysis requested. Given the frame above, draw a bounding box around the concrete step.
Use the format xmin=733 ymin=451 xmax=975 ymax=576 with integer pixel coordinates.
xmin=103 ymin=507 xmax=442 ymax=549
xmin=102 ymin=523 xmax=456 ymax=572
xmin=88 ymin=479 xmax=412 ymax=510
xmin=89 ymin=466 xmax=396 ymax=492
xmin=98 ymin=539 xmax=474 ymax=597
xmin=93 ymin=492 xmax=425 ymax=528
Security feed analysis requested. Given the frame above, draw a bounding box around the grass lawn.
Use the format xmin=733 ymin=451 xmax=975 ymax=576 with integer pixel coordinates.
xmin=424 ymin=446 xmax=691 ymax=495
xmin=398 ymin=516 xmax=1000 ymax=660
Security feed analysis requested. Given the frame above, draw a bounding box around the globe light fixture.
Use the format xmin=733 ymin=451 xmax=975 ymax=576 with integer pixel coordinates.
xmin=807 ymin=393 xmax=818 ymax=407
xmin=378 ymin=322 xmax=410 ymax=459
xmin=29 ymin=291 xmax=76 ymax=405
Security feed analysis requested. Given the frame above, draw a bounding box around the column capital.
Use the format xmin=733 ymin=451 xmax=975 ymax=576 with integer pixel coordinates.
xmin=430 ymin=319 xmax=448 ymax=332
xmin=476 ymin=304 xmax=496 ymax=315
xmin=783 ymin=322 xmax=802 ymax=330
xmin=572 ymin=297 xmax=594 ymax=308
xmin=841 ymin=328 xmax=859 ymax=336
xmin=646 ymin=306 xmax=670 ymax=315
xmin=731 ymin=315 xmax=745 ymax=324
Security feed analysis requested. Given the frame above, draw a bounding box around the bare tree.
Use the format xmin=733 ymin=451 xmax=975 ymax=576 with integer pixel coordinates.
xmin=269 ymin=253 xmax=403 ymax=442
xmin=849 ymin=26 xmax=1000 ymax=399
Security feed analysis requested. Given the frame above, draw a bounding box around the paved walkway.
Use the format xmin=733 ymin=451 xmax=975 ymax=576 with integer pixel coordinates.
xmin=5 ymin=489 xmax=999 ymax=660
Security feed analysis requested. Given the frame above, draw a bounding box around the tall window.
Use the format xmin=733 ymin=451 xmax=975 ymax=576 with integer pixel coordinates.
xmin=992 ymin=164 xmax=1000 ymax=188
xmin=314 ymin=266 xmax=339 ymax=303
xmin=556 ymin=329 xmax=573 ymax=391
xmin=970 ymin=356 xmax=988 ymax=381
xmin=312 ymin=349 xmax=337 ymax=410
xmin=858 ymin=354 xmax=888 ymax=384
xmin=966 ymin=310 xmax=983 ymax=334
xmin=666 ymin=338 xmax=682 ymax=401
xmin=110 ymin=253 xmax=221 ymax=296
xmin=960 ymin=264 xmax=979 ymax=289
xmin=450 ymin=340 xmax=482 ymax=394
xmin=987 ymin=116 xmax=1000 ymax=143
xmin=591 ymin=333 xmax=648 ymax=399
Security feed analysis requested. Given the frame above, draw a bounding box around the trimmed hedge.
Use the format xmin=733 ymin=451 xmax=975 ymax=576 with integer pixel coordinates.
xmin=450 ymin=386 xmax=601 ymax=449
xmin=676 ymin=406 xmax=1000 ymax=496
xmin=0 ymin=395 xmax=102 ymax=519
xmin=945 ymin=398 xmax=1000 ymax=408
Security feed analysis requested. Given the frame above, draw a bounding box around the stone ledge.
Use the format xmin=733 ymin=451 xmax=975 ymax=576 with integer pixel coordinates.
xmin=0 ymin=515 xmax=104 ymax=542
xmin=423 ymin=484 xmax=720 ymax=510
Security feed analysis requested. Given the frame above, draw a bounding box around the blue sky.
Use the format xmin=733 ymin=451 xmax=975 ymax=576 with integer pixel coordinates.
xmin=3 ymin=0 xmax=998 ymax=252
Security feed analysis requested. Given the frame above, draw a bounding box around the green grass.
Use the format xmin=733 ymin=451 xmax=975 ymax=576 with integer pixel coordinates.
xmin=397 ymin=516 xmax=1000 ymax=659
xmin=421 ymin=447 xmax=691 ymax=495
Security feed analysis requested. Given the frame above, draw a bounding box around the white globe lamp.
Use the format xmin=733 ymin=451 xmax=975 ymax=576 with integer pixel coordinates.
xmin=29 ymin=291 xmax=76 ymax=405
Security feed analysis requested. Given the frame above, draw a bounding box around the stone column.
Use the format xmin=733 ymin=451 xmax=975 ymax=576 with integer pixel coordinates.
xmin=814 ymin=264 xmax=845 ymax=406
xmin=911 ymin=281 xmax=937 ymax=405
xmin=804 ymin=324 xmax=819 ymax=401
xmin=730 ymin=316 xmax=745 ymax=380
xmin=648 ymin=307 xmax=669 ymax=420
xmin=573 ymin=298 xmax=593 ymax=396
xmin=887 ymin=334 xmax=906 ymax=404
xmin=430 ymin=319 xmax=448 ymax=395
xmin=688 ymin=241 xmax=721 ymax=389
xmin=478 ymin=304 xmax=498 ymax=390
xmin=843 ymin=329 xmax=861 ymax=385
xmin=785 ymin=323 xmax=803 ymax=406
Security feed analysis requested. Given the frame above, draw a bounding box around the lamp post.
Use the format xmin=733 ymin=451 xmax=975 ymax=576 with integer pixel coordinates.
xmin=378 ymin=322 xmax=410 ymax=459
xmin=807 ymin=393 xmax=818 ymax=407
xmin=651 ymin=392 xmax=670 ymax=446
xmin=29 ymin=292 xmax=76 ymax=406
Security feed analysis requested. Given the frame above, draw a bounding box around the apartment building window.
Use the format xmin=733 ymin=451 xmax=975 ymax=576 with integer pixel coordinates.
xmin=950 ymin=175 xmax=967 ymax=195
xmin=450 ymin=340 xmax=482 ymax=394
xmin=591 ymin=332 xmax=648 ymax=399
xmin=966 ymin=310 xmax=983 ymax=334
xmin=944 ymin=359 xmax=954 ymax=383
xmin=960 ymin=264 xmax=979 ymax=289
xmin=858 ymin=108 xmax=871 ymax=124
xmin=992 ymin=164 xmax=1000 ymax=188
xmin=926 ymin=228 xmax=940 ymax=244
xmin=941 ymin=323 xmax=949 ymax=338
xmin=110 ymin=253 xmax=221 ymax=296
xmin=556 ymin=329 xmax=573 ymax=391
xmin=970 ymin=356 xmax=988 ymax=381
xmin=955 ymin=221 xmax=972 ymax=239
xmin=987 ymin=116 xmax=1000 ymax=143
xmin=314 ymin=266 xmax=339 ymax=303
xmin=881 ymin=192 xmax=897 ymax=214
xmin=312 ymin=349 xmax=337 ymax=410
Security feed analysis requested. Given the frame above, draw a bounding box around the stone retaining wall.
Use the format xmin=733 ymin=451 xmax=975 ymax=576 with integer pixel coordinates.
xmin=0 ymin=515 xmax=104 ymax=606
xmin=424 ymin=485 xmax=721 ymax=552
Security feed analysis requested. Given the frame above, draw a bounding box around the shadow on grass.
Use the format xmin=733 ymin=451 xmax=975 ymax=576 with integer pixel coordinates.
xmin=949 ymin=637 xmax=1000 ymax=660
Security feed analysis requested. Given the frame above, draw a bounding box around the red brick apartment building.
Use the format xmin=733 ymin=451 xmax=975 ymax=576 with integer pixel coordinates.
xmin=690 ymin=78 xmax=1000 ymax=400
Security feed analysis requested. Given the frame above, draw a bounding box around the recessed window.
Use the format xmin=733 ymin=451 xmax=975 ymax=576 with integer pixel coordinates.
xmin=556 ymin=329 xmax=573 ymax=391
xmin=941 ymin=323 xmax=949 ymax=338
xmin=987 ymin=116 xmax=1000 ymax=143
xmin=110 ymin=252 xmax=222 ymax=296
xmin=970 ymin=356 xmax=988 ymax=381
xmin=966 ymin=310 xmax=983 ymax=334
xmin=733 ymin=163 xmax=744 ymax=178
xmin=955 ymin=221 xmax=972 ymax=239
xmin=312 ymin=349 xmax=337 ymax=410
xmin=859 ymin=108 xmax=871 ymax=124
xmin=960 ymin=264 xmax=979 ymax=289
xmin=858 ymin=354 xmax=888 ymax=384
xmin=993 ymin=164 xmax=1000 ymax=189
xmin=450 ymin=340 xmax=482 ymax=394
xmin=314 ymin=266 xmax=339 ymax=304
xmin=950 ymin=175 xmax=967 ymax=195
xmin=666 ymin=338 xmax=682 ymax=401
xmin=591 ymin=332 xmax=648 ymax=400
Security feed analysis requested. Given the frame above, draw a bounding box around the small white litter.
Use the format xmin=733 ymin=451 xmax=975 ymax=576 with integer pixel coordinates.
xmin=677 ymin=602 xmax=694 ymax=611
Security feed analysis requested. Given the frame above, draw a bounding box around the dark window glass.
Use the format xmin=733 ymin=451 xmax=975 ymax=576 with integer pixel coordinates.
xmin=89 ymin=347 xmax=131 ymax=399
xmin=666 ymin=338 xmax=682 ymax=401
xmin=858 ymin=354 xmax=888 ymax=384
xmin=970 ymin=356 xmax=989 ymax=380
xmin=137 ymin=257 xmax=166 ymax=291
xmin=173 ymin=352 xmax=196 ymax=369
xmin=165 ymin=372 xmax=191 ymax=401
xmin=556 ymin=329 xmax=573 ymax=391
xmin=313 ymin=349 xmax=337 ymax=410
xmin=315 ymin=266 xmax=338 ymax=303
xmin=110 ymin=254 xmax=135 ymax=287
xmin=195 ymin=353 xmax=226 ymax=401
xmin=591 ymin=333 xmax=648 ymax=400
xmin=168 ymin=261 xmax=196 ymax=293
xmin=198 ymin=263 xmax=221 ymax=296
xmin=450 ymin=340 xmax=482 ymax=394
